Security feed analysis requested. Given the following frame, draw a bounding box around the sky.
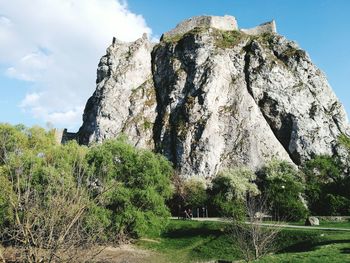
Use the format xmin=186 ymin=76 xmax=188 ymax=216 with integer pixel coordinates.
xmin=0 ymin=0 xmax=349 ymax=131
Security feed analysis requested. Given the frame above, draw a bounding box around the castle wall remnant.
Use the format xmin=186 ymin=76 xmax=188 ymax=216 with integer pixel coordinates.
xmin=161 ymin=16 xmax=277 ymax=40
xmin=162 ymin=15 xmax=238 ymax=39
xmin=240 ymin=20 xmax=277 ymax=35
xmin=55 ymin=128 xmax=77 ymax=144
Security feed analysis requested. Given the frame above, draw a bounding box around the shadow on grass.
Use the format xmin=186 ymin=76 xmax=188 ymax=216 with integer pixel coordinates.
xmin=162 ymin=226 xmax=223 ymax=239
xmin=159 ymin=222 xmax=239 ymax=261
xmin=280 ymin=239 xmax=350 ymax=254
xmin=162 ymin=222 xmax=223 ymax=238
xmin=340 ymin=247 xmax=350 ymax=254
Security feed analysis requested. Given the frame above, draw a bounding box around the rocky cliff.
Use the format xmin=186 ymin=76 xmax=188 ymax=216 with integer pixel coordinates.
xmin=76 ymin=16 xmax=350 ymax=179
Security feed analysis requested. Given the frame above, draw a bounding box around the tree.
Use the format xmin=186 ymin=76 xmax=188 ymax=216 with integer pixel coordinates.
xmin=209 ymin=168 xmax=259 ymax=218
xmin=259 ymin=160 xmax=308 ymax=221
xmin=303 ymin=155 xmax=350 ymax=215
xmin=183 ymin=178 xmax=207 ymax=208
xmin=0 ymin=124 xmax=174 ymax=261
xmin=230 ymin=196 xmax=281 ymax=262
xmin=0 ymin=128 xmax=102 ymax=262
xmin=86 ymin=138 xmax=173 ymax=239
xmin=0 ymin=124 xmax=28 ymax=165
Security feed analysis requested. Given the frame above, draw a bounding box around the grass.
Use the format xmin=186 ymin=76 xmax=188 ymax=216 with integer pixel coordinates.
xmin=317 ymin=220 xmax=350 ymax=228
xmin=259 ymin=229 xmax=350 ymax=263
xmin=275 ymin=219 xmax=350 ymax=229
xmin=137 ymin=219 xmax=350 ymax=263
xmin=138 ymin=220 xmax=240 ymax=262
xmin=213 ymin=30 xmax=247 ymax=49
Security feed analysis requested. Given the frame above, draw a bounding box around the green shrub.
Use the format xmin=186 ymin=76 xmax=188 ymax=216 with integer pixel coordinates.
xmin=213 ymin=30 xmax=247 ymax=49
xmin=209 ymin=168 xmax=258 ymax=218
xmin=260 ymin=160 xmax=308 ymax=221
xmin=303 ymin=155 xmax=350 ymax=215
xmin=86 ymin=138 xmax=173 ymax=238
xmin=183 ymin=178 xmax=207 ymax=208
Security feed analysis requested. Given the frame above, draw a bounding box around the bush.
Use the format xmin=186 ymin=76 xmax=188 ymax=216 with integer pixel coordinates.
xmin=0 ymin=124 xmax=174 ymax=261
xmin=0 ymin=173 xmax=14 ymax=228
xmin=209 ymin=168 xmax=259 ymax=218
xmin=303 ymin=155 xmax=350 ymax=215
xmin=183 ymin=178 xmax=208 ymax=208
xmin=86 ymin=138 xmax=173 ymax=238
xmin=260 ymin=160 xmax=308 ymax=221
xmin=0 ymin=125 xmax=99 ymax=262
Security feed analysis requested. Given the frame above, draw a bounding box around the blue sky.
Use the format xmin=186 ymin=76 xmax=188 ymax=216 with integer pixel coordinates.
xmin=0 ymin=0 xmax=349 ymax=130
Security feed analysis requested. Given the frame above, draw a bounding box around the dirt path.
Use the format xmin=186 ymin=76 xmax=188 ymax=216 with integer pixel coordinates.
xmin=91 ymin=245 xmax=166 ymax=263
xmin=2 ymin=245 xmax=167 ymax=263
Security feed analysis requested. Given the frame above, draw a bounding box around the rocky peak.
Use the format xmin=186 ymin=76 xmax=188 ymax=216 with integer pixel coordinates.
xmin=77 ymin=33 xmax=156 ymax=148
xmin=75 ymin=16 xmax=350 ymax=179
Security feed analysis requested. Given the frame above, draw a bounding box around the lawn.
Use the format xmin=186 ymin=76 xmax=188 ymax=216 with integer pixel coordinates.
xmin=291 ymin=220 xmax=350 ymax=229
xmin=137 ymin=219 xmax=350 ymax=263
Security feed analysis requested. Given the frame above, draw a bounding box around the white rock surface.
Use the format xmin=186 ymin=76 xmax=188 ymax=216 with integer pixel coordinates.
xmin=77 ymin=17 xmax=350 ymax=179
xmin=77 ymin=34 xmax=157 ymax=149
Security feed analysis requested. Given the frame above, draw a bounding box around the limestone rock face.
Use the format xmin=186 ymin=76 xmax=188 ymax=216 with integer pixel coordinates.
xmin=77 ymin=34 xmax=157 ymax=149
xmin=244 ymin=37 xmax=350 ymax=164
xmin=77 ymin=16 xmax=350 ymax=179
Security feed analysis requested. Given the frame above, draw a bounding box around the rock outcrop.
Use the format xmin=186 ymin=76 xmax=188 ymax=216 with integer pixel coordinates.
xmin=77 ymin=33 xmax=157 ymax=149
xmin=76 ymin=15 xmax=350 ymax=179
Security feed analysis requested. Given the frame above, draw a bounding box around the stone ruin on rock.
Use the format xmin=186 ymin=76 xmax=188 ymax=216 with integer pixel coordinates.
xmin=64 ymin=15 xmax=350 ymax=179
xmin=162 ymin=15 xmax=277 ymax=40
xmin=162 ymin=15 xmax=238 ymax=39
xmin=240 ymin=20 xmax=277 ymax=35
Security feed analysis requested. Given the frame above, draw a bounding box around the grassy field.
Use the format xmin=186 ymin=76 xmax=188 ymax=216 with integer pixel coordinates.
xmin=290 ymin=220 xmax=350 ymax=229
xmin=137 ymin=219 xmax=350 ymax=262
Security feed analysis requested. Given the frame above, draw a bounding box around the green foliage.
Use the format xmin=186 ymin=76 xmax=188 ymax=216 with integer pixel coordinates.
xmin=0 ymin=123 xmax=174 ymax=247
xmin=0 ymin=125 xmax=98 ymax=262
xmin=183 ymin=178 xmax=207 ymax=208
xmin=209 ymin=168 xmax=258 ymax=218
xmin=86 ymin=138 xmax=173 ymax=238
xmin=303 ymin=155 xmax=350 ymax=215
xmin=0 ymin=173 xmax=14 ymax=228
xmin=84 ymin=204 xmax=112 ymax=241
xmin=0 ymin=124 xmax=68 ymax=229
xmin=143 ymin=120 xmax=153 ymax=130
xmin=260 ymin=160 xmax=308 ymax=221
xmin=0 ymin=123 xmax=27 ymax=165
xmin=339 ymin=133 xmax=350 ymax=149
xmin=213 ymin=30 xmax=247 ymax=48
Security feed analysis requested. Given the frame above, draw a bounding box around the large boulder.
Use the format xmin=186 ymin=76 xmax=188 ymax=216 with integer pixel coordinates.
xmin=305 ymin=216 xmax=320 ymax=226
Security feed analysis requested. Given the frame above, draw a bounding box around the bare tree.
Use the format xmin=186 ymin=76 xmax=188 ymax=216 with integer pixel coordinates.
xmin=230 ymin=196 xmax=282 ymax=262
xmin=0 ymin=147 xmax=104 ymax=262
xmin=0 ymin=245 xmax=5 ymax=262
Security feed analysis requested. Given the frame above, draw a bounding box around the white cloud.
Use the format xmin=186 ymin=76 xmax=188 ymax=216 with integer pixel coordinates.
xmin=20 ymin=93 xmax=42 ymax=107
xmin=0 ymin=0 xmax=152 ymax=130
xmin=6 ymin=52 xmax=52 ymax=81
